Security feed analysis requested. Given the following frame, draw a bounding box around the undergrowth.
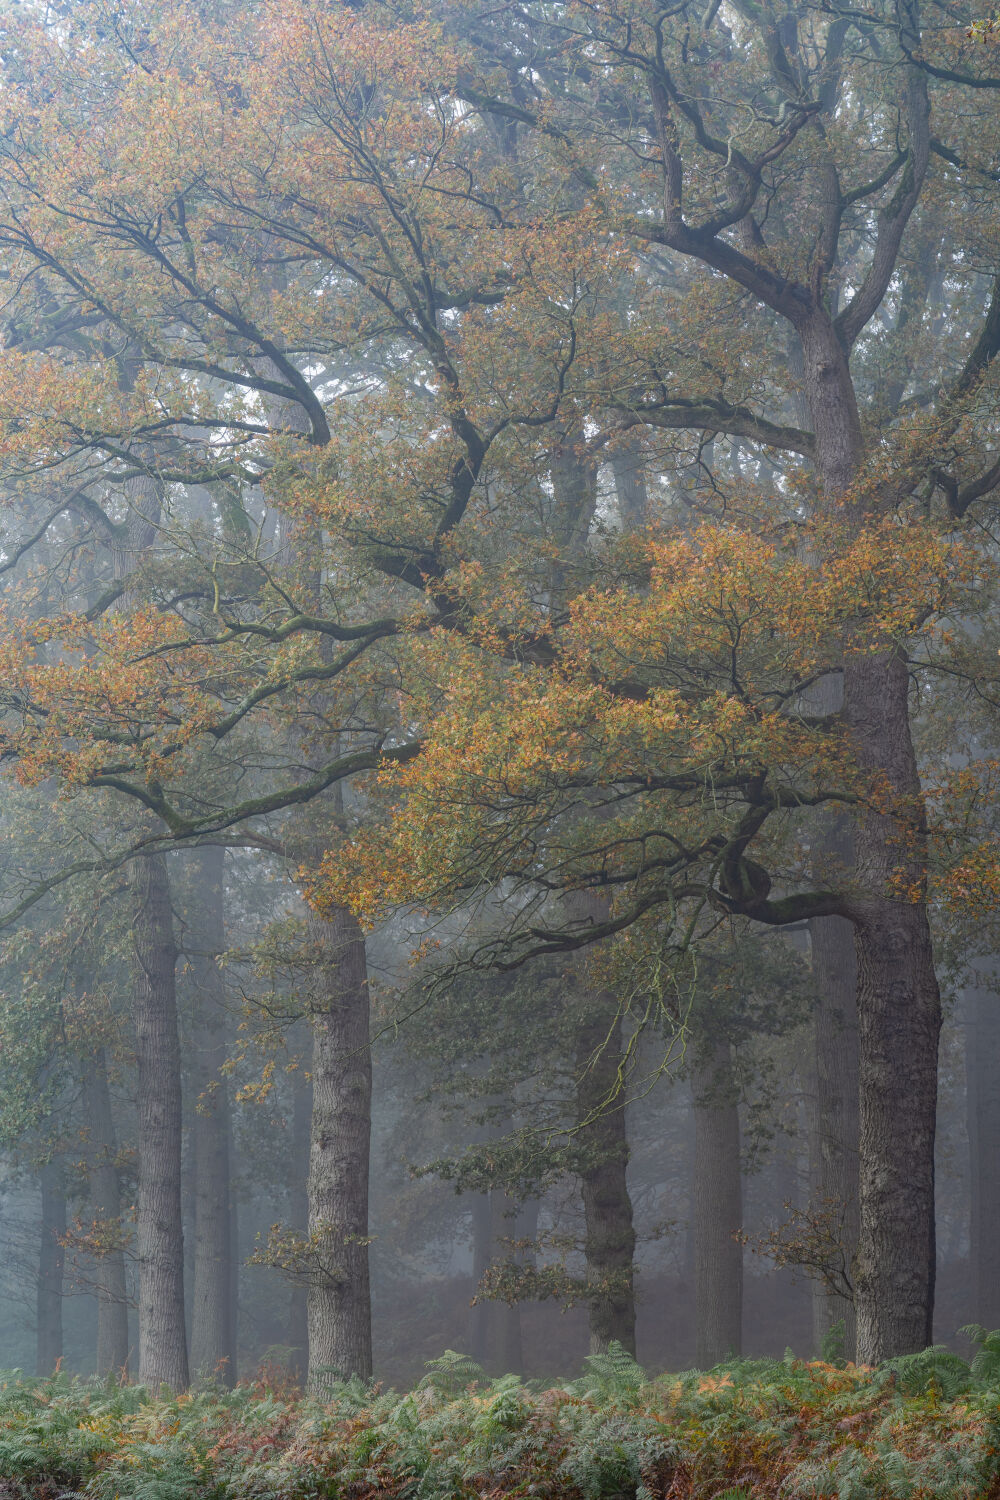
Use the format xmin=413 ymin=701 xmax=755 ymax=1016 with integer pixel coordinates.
xmin=0 ymin=1336 xmax=998 ymax=1498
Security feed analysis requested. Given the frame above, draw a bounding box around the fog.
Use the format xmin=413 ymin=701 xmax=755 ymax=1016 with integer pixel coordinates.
xmin=0 ymin=0 xmax=993 ymax=1393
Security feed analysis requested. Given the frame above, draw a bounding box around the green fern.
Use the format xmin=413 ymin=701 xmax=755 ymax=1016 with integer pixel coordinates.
xmin=820 ymin=1318 xmax=848 ymax=1367
xmin=567 ymin=1340 xmax=645 ymax=1402
xmin=877 ymin=1345 xmax=971 ymax=1399
xmin=303 ymin=1367 xmax=373 ymax=1408
xmin=558 ymin=1412 xmax=674 ymax=1500
xmin=472 ymin=1375 xmax=527 ymax=1437
xmin=418 ymin=1349 xmax=485 ymax=1397
xmin=959 ymin=1323 xmax=1000 ymax=1386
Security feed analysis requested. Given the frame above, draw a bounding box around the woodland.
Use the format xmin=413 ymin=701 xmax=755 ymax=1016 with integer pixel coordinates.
xmin=0 ymin=0 xmax=998 ymax=1493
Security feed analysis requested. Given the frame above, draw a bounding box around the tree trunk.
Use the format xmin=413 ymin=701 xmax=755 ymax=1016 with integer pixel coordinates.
xmin=806 ymin=669 xmax=860 ymax=1361
xmin=490 ymin=1188 xmax=524 ymax=1375
xmin=82 ymin=1049 xmax=130 ymax=1377
xmin=550 ymin=447 xmax=638 ymax=1360
xmin=845 ymin=648 xmax=942 ymax=1363
xmin=609 ymin=437 xmax=648 ymax=532
xmin=258 ymin=360 xmax=373 ymax=1384
xmin=809 ymin=908 xmax=860 ymax=1360
xmin=132 ymin=852 xmax=189 ymax=1390
xmin=800 ymin=313 xmax=942 ymax=1362
xmin=307 ymin=904 xmax=373 ymax=1383
xmin=36 ymin=1163 xmax=65 ymax=1376
xmin=469 ymin=1192 xmax=493 ymax=1367
xmin=966 ymin=968 xmax=1000 ymax=1330
xmin=288 ymin=1037 xmax=311 ymax=1382
xmin=575 ymin=999 xmax=637 ymax=1355
xmin=692 ymin=1037 xmax=743 ymax=1367
xmin=509 ymin=1196 xmax=539 ymax=1375
xmin=187 ymin=847 xmax=236 ymax=1385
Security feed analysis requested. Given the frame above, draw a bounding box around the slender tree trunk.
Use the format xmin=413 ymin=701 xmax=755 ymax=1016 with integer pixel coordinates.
xmin=575 ymin=999 xmax=637 ymax=1355
xmin=182 ymin=1132 xmax=195 ymax=1351
xmin=692 ymin=1038 xmax=743 ymax=1367
xmin=36 ymin=1163 xmax=65 ymax=1376
xmin=469 ymin=1186 xmax=538 ymax=1373
xmin=82 ymin=1049 xmax=130 ymax=1377
xmin=550 ymin=445 xmax=639 ymax=1360
xmin=510 ymin=1196 xmax=539 ymax=1374
xmin=469 ymin=1192 xmax=493 ymax=1367
xmin=258 ymin=359 xmax=374 ymax=1385
xmin=289 ymin=1039 xmax=311 ymax=1382
xmin=809 ymin=908 xmax=860 ymax=1359
xmin=132 ymin=852 xmax=189 ymax=1390
xmin=966 ymin=967 xmax=1000 ymax=1330
xmin=490 ymin=1188 xmax=524 ymax=1375
xmin=307 ymin=904 xmax=373 ymax=1383
xmin=229 ymin=1170 xmax=240 ymax=1382
xmin=807 ymin=666 xmax=860 ymax=1360
xmin=187 ymin=847 xmax=236 ymax=1385
xmin=105 ymin=434 xmax=186 ymax=1385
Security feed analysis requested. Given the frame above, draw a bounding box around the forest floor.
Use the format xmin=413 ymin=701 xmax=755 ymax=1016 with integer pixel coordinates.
xmin=0 ymin=1343 xmax=997 ymax=1499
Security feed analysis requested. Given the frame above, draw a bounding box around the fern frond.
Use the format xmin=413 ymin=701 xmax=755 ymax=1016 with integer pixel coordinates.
xmin=566 ymin=1341 xmax=645 ymax=1402
xmin=418 ymin=1349 xmax=485 ymax=1397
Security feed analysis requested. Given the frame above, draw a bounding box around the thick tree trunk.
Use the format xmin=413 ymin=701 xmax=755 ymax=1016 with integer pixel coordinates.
xmin=575 ymin=1000 xmax=637 ymax=1355
xmin=845 ymin=648 xmax=941 ymax=1363
xmin=187 ymin=847 xmax=236 ymax=1385
xmin=306 ymin=904 xmax=372 ymax=1383
xmin=82 ymin=1049 xmax=130 ymax=1377
xmin=799 ymin=314 xmax=942 ymax=1362
xmin=692 ymin=1038 xmax=743 ymax=1367
xmin=132 ymin=852 xmax=189 ymax=1390
xmin=36 ymin=1163 xmax=65 ymax=1376
xmin=966 ymin=968 xmax=1000 ymax=1331
xmin=809 ymin=909 xmax=860 ymax=1360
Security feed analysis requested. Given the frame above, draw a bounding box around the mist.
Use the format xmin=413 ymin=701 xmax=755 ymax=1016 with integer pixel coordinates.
xmin=0 ymin=0 xmax=992 ymax=1435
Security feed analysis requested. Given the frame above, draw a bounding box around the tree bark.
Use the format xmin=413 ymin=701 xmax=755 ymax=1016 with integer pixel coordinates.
xmin=256 ymin=353 xmax=374 ymax=1385
xmin=845 ymin=649 xmax=941 ymax=1363
xmin=966 ymin=967 xmax=1000 ymax=1331
xmin=692 ymin=1037 xmax=743 ymax=1367
xmin=187 ymin=847 xmax=236 ymax=1385
xmin=798 ymin=310 xmax=942 ymax=1362
xmin=809 ymin=907 xmax=859 ymax=1359
xmin=575 ymin=999 xmax=637 ymax=1355
xmin=805 ymin=665 xmax=860 ymax=1361
xmin=36 ymin=1163 xmax=65 ymax=1376
xmin=82 ymin=1049 xmax=130 ymax=1377
xmin=288 ymin=1036 xmax=311 ymax=1382
xmin=307 ymin=904 xmax=373 ymax=1383
xmin=132 ymin=851 xmax=189 ymax=1390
